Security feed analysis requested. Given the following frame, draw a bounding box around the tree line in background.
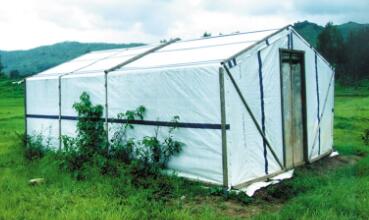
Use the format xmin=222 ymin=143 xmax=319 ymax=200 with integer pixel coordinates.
xmin=0 ymin=56 xmax=20 ymax=79
xmin=317 ymin=22 xmax=369 ymax=84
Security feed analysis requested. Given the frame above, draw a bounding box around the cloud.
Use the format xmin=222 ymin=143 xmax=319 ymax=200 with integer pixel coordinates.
xmin=292 ymin=0 xmax=369 ymax=23
xmin=0 ymin=0 xmax=367 ymax=50
xmin=294 ymin=0 xmax=369 ymax=14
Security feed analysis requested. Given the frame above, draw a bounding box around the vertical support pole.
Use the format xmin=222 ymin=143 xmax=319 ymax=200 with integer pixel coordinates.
xmin=219 ymin=67 xmax=228 ymax=188
xmin=58 ymin=76 xmax=62 ymax=150
xmin=278 ymin=49 xmax=287 ymax=168
xmin=258 ymin=50 xmax=268 ymax=175
xmin=314 ymin=52 xmax=321 ymax=155
xmin=24 ymin=78 xmax=28 ymax=140
xmin=331 ymin=73 xmax=335 ymax=147
xmin=104 ymin=72 xmax=109 ymax=146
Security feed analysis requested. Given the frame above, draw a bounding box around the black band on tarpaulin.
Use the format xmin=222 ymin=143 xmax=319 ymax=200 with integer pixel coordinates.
xmin=287 ymin=32 xmax=293 ymax=49
xmin=315 ymin=52 xmax=321 ymax=154
xmin=227 ymin=58 xmax=237 ymax=69
xmin=257 ymin=50 xmax=268 ymax=175
xmin=26 ymin=114 xmax=230 ymax=130
xmin=290 ymin=32 xmax=294 ymax=49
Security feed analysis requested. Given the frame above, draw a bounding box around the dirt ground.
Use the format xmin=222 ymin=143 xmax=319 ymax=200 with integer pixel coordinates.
xmin=185 ymin=154 xmax=363 ymax=219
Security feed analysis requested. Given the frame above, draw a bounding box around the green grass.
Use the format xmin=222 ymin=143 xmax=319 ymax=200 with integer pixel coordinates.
xmin=0 ymin=77 xmax=368 ymax=219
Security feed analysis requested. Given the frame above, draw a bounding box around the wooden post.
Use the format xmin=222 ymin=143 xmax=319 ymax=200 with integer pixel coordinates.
xmin=58 ymin=76 xmax=62 ymax=150
xmin=219 ymin=67 xmax=228 ymax=188
xmin=104 ymin=72 xmax=109 ymax=146
xmin=24 ymin=78 xmax=28 ymax=140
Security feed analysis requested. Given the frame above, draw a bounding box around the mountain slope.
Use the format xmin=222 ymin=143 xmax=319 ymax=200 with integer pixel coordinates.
xmin=0 ymin=41 xmax=144 ymax=76
xmin=337 ymin=21 xmax=369 ymax=39
xmin=293 ymin=21 xmax=369 ymax=47
xmin=293 ymin=21 xmax=324 ymax=47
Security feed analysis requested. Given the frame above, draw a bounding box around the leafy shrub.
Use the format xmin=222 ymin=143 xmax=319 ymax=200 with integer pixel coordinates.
xmin=59 ymin=92 xmax=108 ymax=178
xmin=59 ymin=91 xmax=185 ymax=181
xmin=109 ymin=106 xmax=146 ymax=164
xmin=59 ymin=135 xmax=86 ymax=172
xmin=72 ymin=92 xmax=107 ymax=158
xmin=109 ymin=106 xmax=184 ymax=179
xmin=23 ymin=133 xmax=49 ymax=160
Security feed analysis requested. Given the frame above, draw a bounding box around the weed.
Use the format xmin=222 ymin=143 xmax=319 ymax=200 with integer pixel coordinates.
xmin=23 ymin=133 xmax=49 ymax=160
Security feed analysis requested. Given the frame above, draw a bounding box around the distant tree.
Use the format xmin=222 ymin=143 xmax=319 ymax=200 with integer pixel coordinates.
xmin=9 ymin=70 xmax=20 ymax=79
xmin=202 ymin=32 xmax=212 ymax=38
xmin=344 ymin=28 xmax=369 ymax=82
xmin=317 ymin=22 xmax=345 ymax=65
xmin=0 ymin=55 xmax=5 ymax=78
xmin=317 ymin=22 xmax=346 ymax=80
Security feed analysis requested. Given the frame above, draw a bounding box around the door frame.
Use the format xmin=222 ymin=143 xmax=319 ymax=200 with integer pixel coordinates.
xmin=279 ymin=48 xmax=308 ymax=168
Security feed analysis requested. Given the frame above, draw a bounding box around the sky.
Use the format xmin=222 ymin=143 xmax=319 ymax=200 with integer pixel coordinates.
xmin=0 ymin=0 xmax=368 ymax=50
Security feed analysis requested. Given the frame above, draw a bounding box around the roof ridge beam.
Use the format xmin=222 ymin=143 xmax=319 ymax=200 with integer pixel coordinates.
xmin=222 ymin=25 xmax=291 ymax=64
xmin=104 ymin=38 xmax=180 ymax=74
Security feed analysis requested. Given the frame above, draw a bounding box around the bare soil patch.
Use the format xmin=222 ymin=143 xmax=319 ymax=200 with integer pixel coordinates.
xmin=184 ymin=154 xmax=363 ymax=218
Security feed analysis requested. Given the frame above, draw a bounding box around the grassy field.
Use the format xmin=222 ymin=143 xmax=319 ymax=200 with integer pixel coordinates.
xmin=0 ymin=78 xmax=368 ymax=219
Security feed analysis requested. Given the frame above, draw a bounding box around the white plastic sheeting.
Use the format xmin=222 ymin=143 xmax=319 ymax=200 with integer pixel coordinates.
xmin=291 ymin=31 xmax=334 ymax=160
xmin=26 ymin=76 xmax=59 ymax=148
xmin=26 ymin=27 xmax=334 ymax=187
xmin=241 ymin=169 xmax=294 ymax=196
xmin=26 ymin=118 xmax=59 ymax=149
xmin=107 ymin=64 xmax=224 ymax=184
xmin=225 ymin=30 xmax=289 ymax=186
xmin=36 ymin=45 xmax=158 ymax=77
xmin=121 ymin=30 xmax=276 ymax=70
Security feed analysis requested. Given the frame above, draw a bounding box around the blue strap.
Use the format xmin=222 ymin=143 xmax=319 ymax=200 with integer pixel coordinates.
xmin=227 ymin=58 xmax=237 ymax=69
xmin=258 ymin=50 xmax=268 ymax=175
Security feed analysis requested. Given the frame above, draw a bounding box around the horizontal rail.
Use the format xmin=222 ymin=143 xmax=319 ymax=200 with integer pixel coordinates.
xmin=26 ymin=114 xmax=230 ymax=130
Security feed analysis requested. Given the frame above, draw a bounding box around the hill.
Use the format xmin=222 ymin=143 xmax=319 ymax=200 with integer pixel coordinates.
xmin=293 ymin=21 xmax=324 ymax=47
xmin=337 ymin=21 xmax=369 ymax=39
xmin=0 ymin=41 xmax=144 ymax=76
xmin=293 ymin=21 xmax=369 ymax=47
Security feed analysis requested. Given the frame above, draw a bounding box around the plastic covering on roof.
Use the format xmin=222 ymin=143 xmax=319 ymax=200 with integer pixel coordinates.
xmin=31 ymin=29 xmax=276 ymax=78
xmin=33 ymin=44 xmax=159 ymax=78
xmin=120 ymin=30 xmax=276 ymax=70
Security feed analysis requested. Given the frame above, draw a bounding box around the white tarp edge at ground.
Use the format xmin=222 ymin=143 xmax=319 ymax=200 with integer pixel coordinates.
xmin=240 ymin=169 xmax=295 ymax=197
xmin=329 ymin=151 xmax=339 ymax=158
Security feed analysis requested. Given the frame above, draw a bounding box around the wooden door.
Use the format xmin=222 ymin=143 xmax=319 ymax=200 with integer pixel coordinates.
xmin=280 ymin=50 xmax=306 ymax=168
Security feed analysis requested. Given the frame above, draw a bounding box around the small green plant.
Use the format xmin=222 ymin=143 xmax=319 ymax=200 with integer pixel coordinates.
xmin=23 ymin=133 xmax=49 ymax=160
xmin=109 ymin=106 xmax=146 ymax=164
xmin=110 ymin=110 xmax=184 ymax=180
xmin=207 ymin=186 xmax=253 ymax=204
